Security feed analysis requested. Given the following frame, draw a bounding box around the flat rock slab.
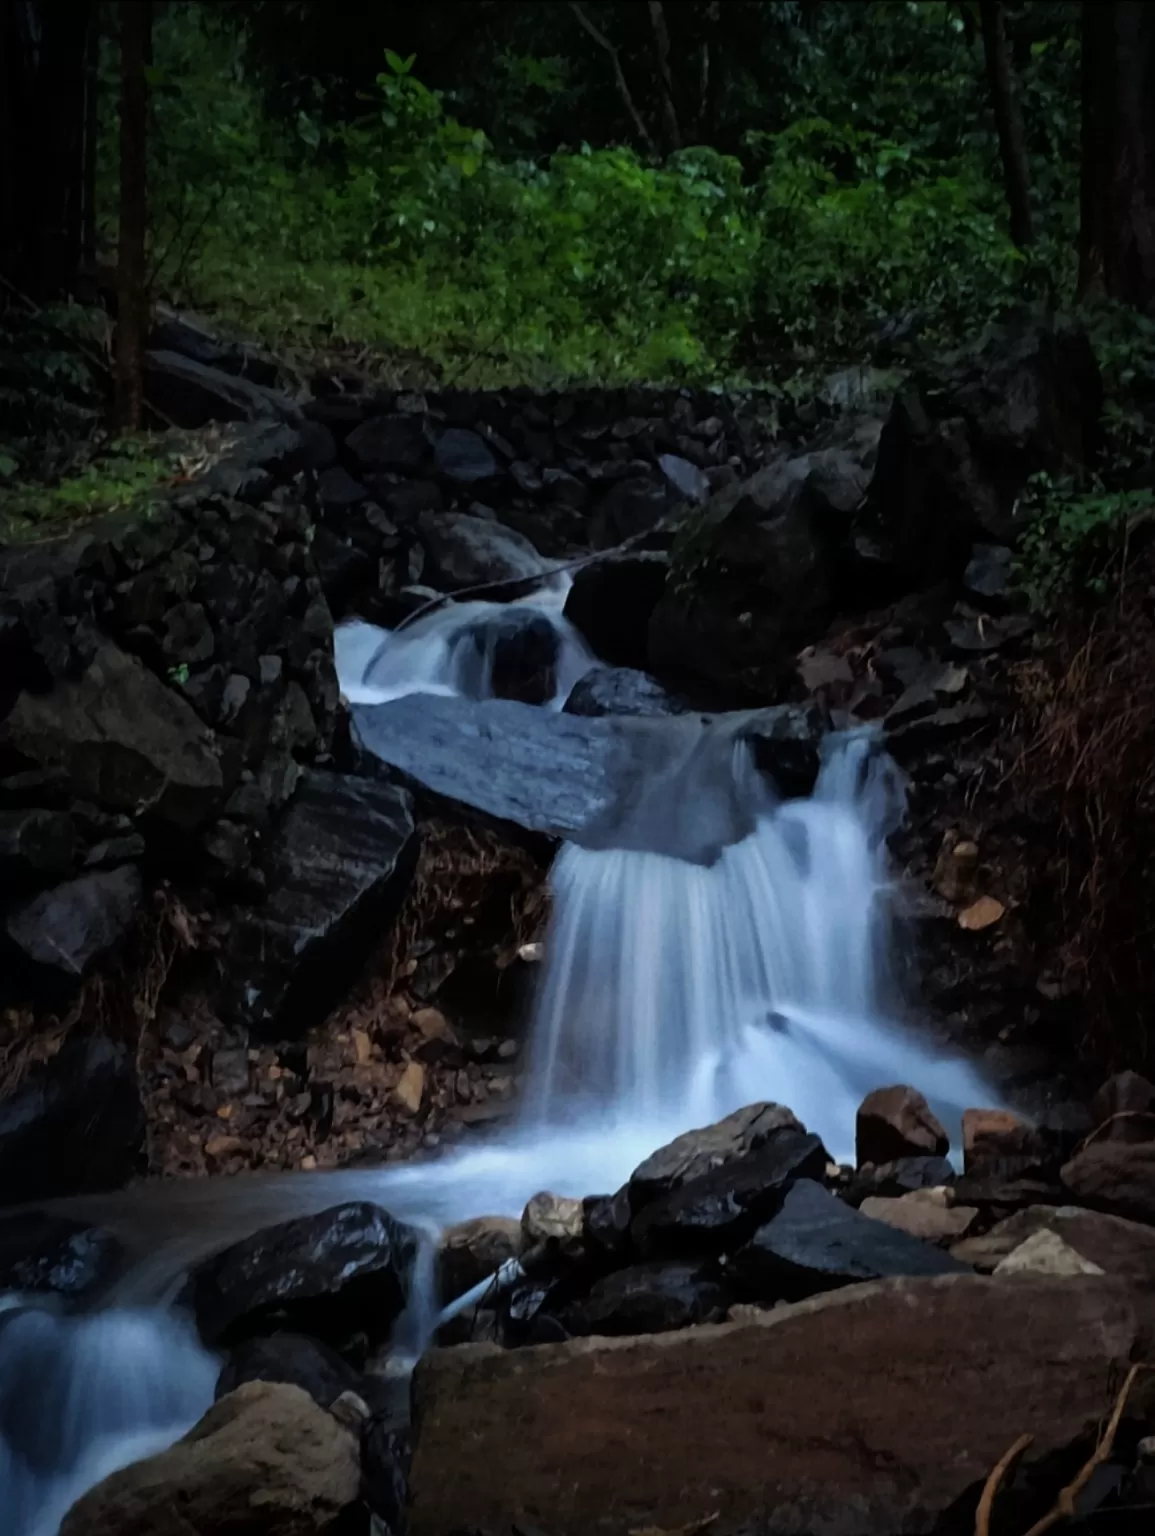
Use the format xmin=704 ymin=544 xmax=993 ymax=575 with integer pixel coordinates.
xmin=409 ymin=1275 xmax=1155 ymax=1536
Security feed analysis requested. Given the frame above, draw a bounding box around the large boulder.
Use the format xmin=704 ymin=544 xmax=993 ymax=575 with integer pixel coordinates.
xmin=951 ymin=1204 xmax=1155 ymax=1281
xmin=557 ymin=1261 xmax=730 ymax=1338
xmin=227 ymin=772 xmax=417 ymax=1039
xmin=855 ymin=1085 xmax=949 ymax=1168
xmin=447 ymin=607 xmax=566 ymax=705
xmin=628 ymin=1102 xmax=804 ymax=1211
xmin=6 ymin=865 xmax=142 ymax=978
xmin=0 ymin=1213 xmax=122 ymax=1301
xmin=0 ymin=643 xmax=225 ymax=832
xmin=408 ymin=1275 xmax=1155 ymax=1536
xmin=417 ymin=511 xmax=548 ymax=594
xmin=1061 ymin=1141 xmax=1155 ymax=1225
xmin=60 ymin=1381 xmax=361 ymax=1536
xmin=563 ymin=552 xmax=671 ymax=669
xmin=143 ymin=350 xmax=299 ymax=428
xmin=215 ymin=1333 xmax=364 ymax=1411
xmin=563 ymin=666 xmax=686 ymax=718
xmin=870 ymin=315 xmax=1102 ymax=585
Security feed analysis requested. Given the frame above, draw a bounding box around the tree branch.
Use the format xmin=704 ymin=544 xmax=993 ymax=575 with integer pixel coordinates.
xmin=569 ymin=2 xmax=657 ymax=156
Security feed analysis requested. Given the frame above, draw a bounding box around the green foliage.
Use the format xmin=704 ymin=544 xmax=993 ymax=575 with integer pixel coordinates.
xmin=0 ymin=301 xmax=107 ymax=479
xmin=0 ymin=437 xmax=178 ymax=544
xmin=1015 ymin=472 xmax=1154 ymax=613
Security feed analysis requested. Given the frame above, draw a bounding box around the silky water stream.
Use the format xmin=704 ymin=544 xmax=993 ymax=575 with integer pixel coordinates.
xmin=1 ymin=596 xmax=1000 ymax=1534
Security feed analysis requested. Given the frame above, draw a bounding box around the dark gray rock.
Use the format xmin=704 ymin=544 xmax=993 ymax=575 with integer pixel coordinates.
xmin=144 ymin=350 xmax=298 ymax=427
xmin=631 ymin=1129 xmax=829 ymax=1257
xmin=6 ymin=866 xmax=143 ymax=977
xmin=162 ymin=601 xmax=214 ymax=665
xmin=215 ymin=1332 xmax=363 ymax=1410
xmin=558 ymin=1262 xmax=729 ymax=1338
xmin=149 ymin=308 xmax=283 ymax=389
xmin=964 ymin=544 xmax=1015 ymax=609
xmin=434 ymin=428 xmax=500 ymax=486
xmin=1061 ymin=1142 xmax=1155 ymax=1225
xmin=629 ymin=1103 xmax=805 ymax=1211
xmin=591 ymin=477 xmax=675 ymax=548
xmin=563 ymin=552 xmax=670 ymax=670
xmin=346 ymin=414 xmax=431 ymax=473
xmin=418 ymin=512 xmax=548 ymax=594
xmin=0 ymin=808 xmax=76 ymax=884
xmin=0 ymin=1214 xmax=123 ymax=1301
xmin=178 ymin=1201 xmax=418 ymax=1349
xmin=563 ymin=667 xmax=686 ymax=718
xmin=447 ymin=608 xmax=564 ymax=705
xmin=659 ymin=454 xmax=710 ymax=505
xmin=228 ymin=772 xmax=418 ymax=1040
xmin=944 ymin=612 xmax=1033 ymax=655
xmin=0 ymin=1035 xmax=144 ymax=1204
xmin=310 ymin=528 xmax=373 ymax=615
xmin=725 ymin=1179 xmax=969 ymax=1301
xmin=842 ymin=1156 xmax=957 ymax=1208
xmin=318 ymin=465 xmax=369 ymax=512
xmin=582 ymin=1189 xmax=633 ymax=1262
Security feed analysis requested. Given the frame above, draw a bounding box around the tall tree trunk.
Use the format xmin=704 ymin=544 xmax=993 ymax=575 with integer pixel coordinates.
xmin=1079 ymin=1 xmax=1155 ymax=310
xmin=979 ymin=0 xmax=1034 ymax=250
xmin=569 ymin=2 xmax=657 ymax=157
xmin=115 ymin=0 xmax=151 ymax=433
xmin=647 ymin=1 xmax=682 ymax=155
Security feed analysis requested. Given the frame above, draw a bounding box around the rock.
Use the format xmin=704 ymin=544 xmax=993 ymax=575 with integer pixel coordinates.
xmin=629 ymin=1102 xmax=804 ymax=1211
xmin=439 ymin=1217 xmax=523 ymax=1302
xmin=945 ymin=612 xmax=1033 ymax=656
xmin=228 ymin=772 xmax=417 ymax=1039
xmin=0 ymin=1213 xmax=122 ymax=1300
xmin=558 ymin=1262 xmax=730 ymax=1338
xmin=957 ymin=894 xmax=1006 ymax=931
xmin=725 ymin=1180 xmax=968 ymax=1301
xmin=1061 ymin=1142 xmax=1155 ymax=1225
xmin=658 ymin=453 xmax=710 ymax=505
xmin=964 ymin=543 xmax=1015 ymax=609
xmin=143 ymin=349 xmax=299 ymax=427
xmin=0 ymin=807 xmax=75 ymax=884
xmin=346 ymin=413 xmax=430 ymax=473
xmin=433 ymin=427 xmax=500 ymax=485
xmin=418 ymin=512 xmax=548 ymax=593
xmin=361 ymin=1417 xmax=411 ymax=1533
xmin=591 ymin=476 xmax=676 ymax=548
xmin=178 ymin=1201 xmax=418 ymax=1349
xmin=6 ymin=865 xmax=142 ymax=977
xmin=995 ymin=1229 xmax=1104 ymax=1277
xmin=563 ymin=552 xmax=670 ymax=670
xmin=215 ymin=1332 xmax=363 ymax=1410
xmin=522 ymin=1192 xmax=584 ymax=1250
xmin=0 ymin=1034 xmax=143 ymax=1204
xmin=871 ymin=317 xmax=1102 ymax=584
xmin=582 ymin=1189 xmax=633 ymax=1261
xmin=394 ymin=1061 xmax=425 ymax=1115
xmin=408 ymin=1275 xmax=1155 ymax=1536
xmin=859 ymin=1189 xmax=977 ymax=1246
xmin=632 ymin=1131 xmax=829 ymax=1258
xmin=563 ymin=666 xmax=686 ymax=718
xmin=60 ymin=1381 xmax=361 ymax=1536
xmin=932 ymin=834 xmax=978 ymax=903
xmin=843 ymin=1155 xmax=957 ymax=1207
xmin=1091 ymin=1071 xmax=1155 ymax=1137
xmin=1 ymin=643 xmax=224 ymax=831
xmin=855 ymin=1086 xmax=949 ymax=1168
xmin=317 ymin=464 xmax=368 ymax=511
xmin=962 ymin=1107 xmax=1047 ymax=1174
xmin=447 ymin=606 xmax=565 ymax=704
xmin=149 ymin=307 xmax=282 ymax=388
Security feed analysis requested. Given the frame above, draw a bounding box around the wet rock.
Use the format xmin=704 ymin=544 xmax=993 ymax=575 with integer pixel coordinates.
xmin=434 ymin=427 xmax=500 ymax=485
xmin=558 ymin=1262 xmax=729 ymax=1337
xmin=951 ymin=1205 xmax=1155 ymax=1282
xmin=0 ymin=1214 xmax=122 ymax=1301
xmin=60 ymin=1381 xmax=361 ymax=1536
xmin=962 ymin=1107 xmax=1048 ymax=1174
xmin=418 ymin=512 xmax=548 ymax=593
xmin=855 ymin=1086 xmax=949 ymax=1168
xmin=725 ymin=1179 xmax=967 ymax=1301
xmin=409 ymin=1275 xmax=1155 ymax=1536
xmin=1 ymin=643 xmax=224 ymax=831
xmin=1061 ymin=1142 xmax=1155 ymax=1225
xmin=215 ymin=1332 xmax=364 ymax=1410
xmin=629 ymin=1102 xmax=803 ymax=1211
xmin=631 ymin=1130 xmax=829 ymax=1258
xmin=522 ymin=1192 xmax=584 ymax=1251
xmin=564 ymin=552 xmax=670 ymax=670
xmin=179 ymin=1201 xmax=418 ymax=1349
xmin=563 ymin=666 xmax=686 ymax=718
xmin=859 ymin=1189 xmax=977 ymax=1246
xmin=361 ymin=1417 xmax=410 ymax=1533
xmin=6 ymin=865 xmax=142 ymax=978
xmin=582 ymin=1189 xmax=633 ymax=1261
xmin=0 ymin=807 xmax=76 ymax=884
xmin=448 ymin=607 xmax=563 ymax=704
xmin=144 ymin=350 xmax=299 ymax=427
xmin=0 ymin=1035 xmax=143 ymax=1204
xmin=841 ymin=1155 xmax=957 ymax=1206
xmin=995 ymin=1228 xmax=1104 ymax=1277
xmin=439 ymin=1217 xmax=523 ymax=1303
xmin=346 ymin=413 xmax=431 ymax=473
xmin=658 ymin=454 xmax=710 ymax=505
xmin=964 ymin=543 xmax=1015 ymax=609
xmin=228 ymin=772 xmax=417 ymax=1040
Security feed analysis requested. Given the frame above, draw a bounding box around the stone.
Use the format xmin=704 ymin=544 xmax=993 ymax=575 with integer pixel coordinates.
xmin=558 ymin=1262 xmax=730 ymax=1338
xmin=433 ymin=427 xmax=500 ymax=485
xmin=408 ymin=1275 xmax=1155 ymax=1536
xmin=962 ymin=1107 xmax=1047 ymax=1174
xmin=1090 ymin=1071 xmax=1155 ymax=1137
xmin=1 ymin=643 xmax=224 ymax=831
xmin=162 ymin=601 xmax=214 ymax=665
xmin=932 ymin=834 xmax=978 ymax=903
xmin=394 ymin=1061 xmax=425 ymax=1115
xmin=995 ymin=1229 xmax=1104 ymax=1277
xmin=839 ymin=1155 xmax=958 ymax=1207
xmin=6 ymin=865 xmax=142 ymax=977
xmin=859 ymin=1189 xmax=977 ymax=1246
xmin=632 ymin=1131 xmax=829 ymax=1259
xmin=1061 ymin=1142 xmax=1155 ymax=1225
xmin=725 ymin=1179 xmax=968 ymax=1301
xmin=0 ymin=1034 xmax=143 ymax=1204
xmin=945 ymin=613 xmax=1033 ymax=656
xmin=60 ymin=1381 xmax=360 ymax=1536
xmin=964 ymin=543 xmax=1015 ymax=609
xmin=855 ymin=1085 xmax=949 ymax=1168
xmin=658 ymin=453 xmax=710 ymax=505
xmin=582 ymin=1189 xmax=633 ymax=1261
xmin=228 ymin=772 xmax=417 ymax=1039
xmin=0 ymin=1213 xmax=122 ymax=1301
xmin=522 ymin=1192 xmax=584 ymax=1249
xmin=563 ymin=551 xmax=670 ymax=670
xmin=563 ymin=666 xmax=686 ymax=718
xmin=418 ymin=511 xmax=548 ymax=594
xmin=438 ymin=1216 xmax=523 ymax=1303
xmin=215 ymin=1332 xmax=363 ymax=1410
xmin=143 ymin=350 xmax=299 ymax=427
xmin=178 ymin=1201 xmax=418 ymax=1349
xmin=317 ymin=464 xmax=368 ymax=511
xmin=445 ymin=606 xmax=564 ymax=704
xmin=591 ymin=476 xmax=675 ymax=548
xmin=150 ymin=307 xmax=282 ymax=386
xmin=346 ymin=412 xmax=430 ymax=472
xmin=0 ymin=807 xmax=76 ymax=884
xmin=629 ymin=1102 xmax=804 ymax=1211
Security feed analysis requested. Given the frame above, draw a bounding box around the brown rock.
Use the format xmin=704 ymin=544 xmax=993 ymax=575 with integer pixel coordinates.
xmin=1061 ymin=1141 xmax=1155 ymax=1225
xmin=522 ymin=1191 xmax=583 ymax=1249
xmin=961 ymin=1107 xmax=1045 ymax=1174
xmin=859 ymin=1189 xmax=977 ymax=1246
xmin=408 ymin=1276 xmax=1155 ymax=1536
xmin=439 ymin=1216 xmax=523 ymax=1302
xmin=957 ymin=895 xmax=1005 ymax=931
xmin=994 ymin=1230 xmax=1103 ymax=1277
xmin=61 ymin=1381 xmax=361 ymax=1536
xmin=932 ymin=835 xmax=978 ymax=904
xmin=394 ymin=1062 xmax=425 ymax=1116
xmin=855 ymin=1086 xmax=948 ymax=1169
xmin=1091 ymin=1070 xmax=1155 ymax=1126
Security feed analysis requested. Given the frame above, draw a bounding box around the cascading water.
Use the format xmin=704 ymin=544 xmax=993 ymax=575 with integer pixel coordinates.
xmin=4 ymin=589 xmax=1002 ymax=1534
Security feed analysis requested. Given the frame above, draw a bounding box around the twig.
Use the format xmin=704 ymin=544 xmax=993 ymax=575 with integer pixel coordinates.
xmin=569 ymin=2 xmax=658 ymax=156
xmin=1020 ymin=1365 xmax=1143 ymax=1536
xmin=976 ymin=1433 xmax=1034 ymax=1536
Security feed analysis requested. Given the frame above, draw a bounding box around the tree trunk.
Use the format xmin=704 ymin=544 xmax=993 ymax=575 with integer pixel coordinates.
xmin=115 ymin=0 xmax=151 ymax=433
xmin=1079 ymin=1 xmax=1155 ymax=310
xmin=979 ymin=0 xmax=1034 ymax=250
xmin=647 ymin=1 xmax=682 ymax=155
